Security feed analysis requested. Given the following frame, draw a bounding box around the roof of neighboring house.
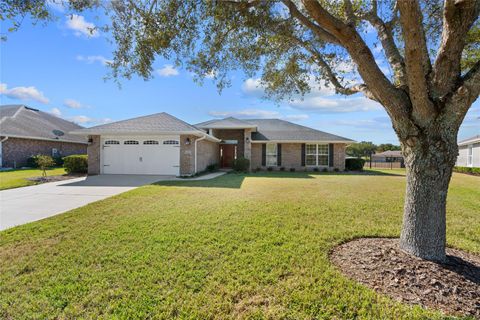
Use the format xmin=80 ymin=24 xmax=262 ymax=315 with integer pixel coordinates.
xmin=373 ymin=150 xmax=403 ymax=157
xmin=71 ymin=112 xmax=220 ymax=142
xmin=458 ymin=134 xmax=480 ymax=146
xmin=0 ymin=105 xmax=87 ymax=144
xmin=243 ymin=118 xmax=354 ymax=143
xmin=196 ymin=117 xmax=258 ymax=129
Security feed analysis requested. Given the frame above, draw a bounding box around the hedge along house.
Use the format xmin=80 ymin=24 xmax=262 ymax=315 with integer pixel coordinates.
xmin=0 ymin=105 xmax=87 ymax=168
xmin=72 ymin=112 xmax=353 ymax=176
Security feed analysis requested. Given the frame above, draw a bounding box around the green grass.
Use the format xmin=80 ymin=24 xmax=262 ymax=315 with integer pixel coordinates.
xmin=0 ymin=171 xmax=479 ymax=319
xmin=0 ymin=167 xmax=67 ymax=190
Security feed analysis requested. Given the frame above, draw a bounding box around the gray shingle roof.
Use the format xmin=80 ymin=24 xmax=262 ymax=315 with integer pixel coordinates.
xmin=244 ymin=119 xmax=354 ymax=142
xmin=196 ymin=117 xmax=257 ymax=129
xmin=72 ymin=112 xmax=202 ymax=135
xmin=0 ymin=105 xmax=87 ymax=144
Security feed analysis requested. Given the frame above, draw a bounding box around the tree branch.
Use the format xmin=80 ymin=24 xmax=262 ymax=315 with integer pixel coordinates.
xmin=281 ymin=0 xmax=340 ymax=45
xmin=432 ymin=0 xmax=480 ymax=98
xmin=360 ymin=0 xmax=407 ymax=86
xmin=398 ymin=0 xmax=435 ymax=126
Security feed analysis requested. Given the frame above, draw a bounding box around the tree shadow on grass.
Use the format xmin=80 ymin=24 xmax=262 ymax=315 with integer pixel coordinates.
xmin=153 ymin=170 xmax=404 ymax=189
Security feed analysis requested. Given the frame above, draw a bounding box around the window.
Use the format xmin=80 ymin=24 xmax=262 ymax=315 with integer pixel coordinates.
xmin=266 ymin=143 xmax=277 ymax=166
xmin=163 ymin=140 xmax=179 ymax=145
xmin=104 ymin=140 xmax=120 ymax=145
xmin=143 ymin=140 xmax=159 ymax=145
xmin=306 ymin=144 xmax=329 ymax=166
xmin=124 ymin=140 xmax=139 ymax=145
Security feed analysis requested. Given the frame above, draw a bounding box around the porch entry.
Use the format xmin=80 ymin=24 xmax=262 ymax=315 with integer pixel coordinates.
xmin=220 ymin=140 xmax=237 ymax=168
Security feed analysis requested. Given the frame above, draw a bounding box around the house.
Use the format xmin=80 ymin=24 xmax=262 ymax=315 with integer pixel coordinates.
xmin=0 ymin=105 xmax=88 ymax=168
xmin=71 ymin=112 xmax=354 ymax=176
xmin=371 ymin=150 xmax=404 ymax=163
xmin=456 ymin=135 xmax=480 ymax=168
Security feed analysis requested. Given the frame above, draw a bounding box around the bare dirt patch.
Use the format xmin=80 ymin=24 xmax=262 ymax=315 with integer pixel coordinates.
xmin=330 ymin=238 xmax=480 ymax=318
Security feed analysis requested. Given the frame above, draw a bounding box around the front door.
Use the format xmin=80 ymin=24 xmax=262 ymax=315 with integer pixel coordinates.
xmin=220 ymin=144 xmax=236 ymax=168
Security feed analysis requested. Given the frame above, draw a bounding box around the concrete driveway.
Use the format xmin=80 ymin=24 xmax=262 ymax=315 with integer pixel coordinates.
xmin=0 ymin=175 xmax=174 ymax=231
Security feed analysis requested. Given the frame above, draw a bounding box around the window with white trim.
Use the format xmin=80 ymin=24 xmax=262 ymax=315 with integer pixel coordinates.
xmin=124 ymin=140 xmax=139 ymax=145
xmin=163 ymin=140 xmax=179 ymax=145
xmin=306 ymin=144 xmax=329 ymax=166
xmin=266 ymin=143 xmax=277 ymax=166
xmin=104 ymin=140 xmax=120 ymax=145
xmin=467 ymin=144 xmax=473 ymax=166
xmin=143 ymin=140 xmax=159 ymax=145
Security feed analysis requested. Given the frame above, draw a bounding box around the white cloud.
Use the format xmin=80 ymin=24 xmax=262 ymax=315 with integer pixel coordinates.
xmin=64 ymin=99 xmax=84 ymax=109
xmin=65 ymin=14 xmax=98 ymax=38
xmin=208 ymin=109 xmax=308 ymax=122
xmin=76 ymin=55 xmax=112 ymax=66
xmin=69 ymin=115 xmax=112 ymax=126
xmin=290 ymin=96 xmax=382 ymax=113
xmin=242 ymin=78 xmax=264 ymax=97
xmin=0 ymin=83 xmax=49 ymax=104
xmin=50 ymin=107 xmax=62 ymax=117
xmin=157 ymin=65 xmax=179 ymax=77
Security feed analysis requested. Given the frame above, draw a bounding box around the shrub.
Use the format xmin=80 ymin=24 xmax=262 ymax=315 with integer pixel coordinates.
xmin=313 ymin=167 xmax=319 ymax=172
xmin=35 ymin=155 xmax=56 ymax=177
xmin=206 ymin=163 xmax=219 ymax=172
xmin=334 ymin=168 xmax=340 ymax=172
xmin=453 ymin=166 xmax=480 ymax=176
xmin=322 ymin=167 xmax=328 ymax=172
xmin=267 ymin=166 xmax=273 ymax=171
xmin=345 ymin=158 xmax=365 ymax=171
xmin=280 ymin=166 xmax=285 ymax=171
xmin=53 ymin=156 xmax=64 ymax=166
xmin=63 ymin=155 xmax=88 ymax=174
xmin=27 ymin=155 xmax=41 ymax=168
xmin=289 ymin=167 xmax=296 ymax=172
xmin=232 ymin=157 xmax=250 ymax=172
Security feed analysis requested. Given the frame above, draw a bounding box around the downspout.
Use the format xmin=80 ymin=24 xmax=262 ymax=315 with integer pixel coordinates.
xmin=194 ymin=135 xmax=207 ymax=174
xmin=0 ymin=136 xmax=8 ymax=168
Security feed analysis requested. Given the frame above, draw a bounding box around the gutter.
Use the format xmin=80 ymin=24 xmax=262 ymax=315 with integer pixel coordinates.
xmin=194 ymin=135 xmax=207 ymax=174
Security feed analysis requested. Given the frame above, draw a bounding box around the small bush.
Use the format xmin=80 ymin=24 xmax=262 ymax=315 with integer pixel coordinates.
xmin=322 ymin=168 xmax=328 ymax=172
xmin=35 ymin=155 xmax=56 ymax=177
xmin=267 ymin=166 xmax=273 ymax=171
xmin=289 ymin=167 xmax=296 ymax=172
xmin=232 ymin=157 xmax=250 ymax=172
xmin=53 ymin=156 xmax=64 ymax=166
xmin=206 ymin=163 xmax=219 ymax=172
xmin=279 ymin=167 xmax=285 ymax=171
xmin=27 ymin=155 xmax=41 ymax=168
xmin=453 ymin=166 xmax=480 ymax=176
xmin=313 ymin=167 xmax=319 ymax=172
xmin=334 ymin=168 xmax=340 ymax=172
xmin=345 ymin=158 xmax=365 ymax=171
xmin=63 ymin=155 xmax=88 ymax=174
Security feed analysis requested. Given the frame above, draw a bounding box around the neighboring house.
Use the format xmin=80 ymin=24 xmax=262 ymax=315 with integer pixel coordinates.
xmin=0 ymin=105 xmax=87 ymax=168
xmin=371 ymin=150 xmax=404 ymax=163
xmin=72 ymin=113 xmax=354 ymax=176
xmin=456 ymin=135 xmax=480 ymax=168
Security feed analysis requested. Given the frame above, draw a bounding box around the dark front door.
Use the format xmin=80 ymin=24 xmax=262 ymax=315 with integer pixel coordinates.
xmin=220 ymin=144 xmax=236 ymax=168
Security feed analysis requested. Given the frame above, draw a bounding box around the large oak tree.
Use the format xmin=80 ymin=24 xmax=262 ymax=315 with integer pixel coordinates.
xmin=3 ymin=0 xmax=479 ymax=262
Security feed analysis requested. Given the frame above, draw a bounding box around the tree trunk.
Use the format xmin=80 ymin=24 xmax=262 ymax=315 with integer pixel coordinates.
xmin=399 ymin=132 xmax=458 ymax=262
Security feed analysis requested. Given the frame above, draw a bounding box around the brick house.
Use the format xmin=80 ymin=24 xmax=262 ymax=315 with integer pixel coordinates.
xmin=0 ymin=105 xmax=87 ymax=168
xmin=71 ymin=112 xmax=353 ymax=176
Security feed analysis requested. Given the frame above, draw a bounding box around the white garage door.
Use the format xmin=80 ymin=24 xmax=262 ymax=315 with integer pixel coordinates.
xmin=101 ymin=136 xmax=180 ymax=175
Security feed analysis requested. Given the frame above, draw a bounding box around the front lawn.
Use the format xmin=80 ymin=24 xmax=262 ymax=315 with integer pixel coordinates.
xmin=0 ymin=171 xmax=478 ymax=319
xmin=0 ymin=167 xmax=67 ymax=190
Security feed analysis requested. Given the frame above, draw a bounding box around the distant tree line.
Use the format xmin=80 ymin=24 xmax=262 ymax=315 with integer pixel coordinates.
xmin=346 ymin=142 xmax=401 ymax=159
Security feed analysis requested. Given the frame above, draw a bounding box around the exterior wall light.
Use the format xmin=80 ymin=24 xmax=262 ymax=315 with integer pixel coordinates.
xmin=185 ymin=137 xmax=191 ymax=145
xmin=246 ymin=137 xmax=250 ymax=143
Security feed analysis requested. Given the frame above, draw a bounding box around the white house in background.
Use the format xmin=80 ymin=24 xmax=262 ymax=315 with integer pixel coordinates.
xmin=456 ymin=135 xmax=480 ymax=168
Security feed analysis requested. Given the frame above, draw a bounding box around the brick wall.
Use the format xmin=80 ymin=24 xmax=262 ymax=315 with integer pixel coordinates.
xmin=251 ymin=142 xmax=347 ymax=171
xmin=180 ymin=135 xmax=220 ymax=176
xmin=1 ymin=137 xmax=87 ymax=168
xmin=87 ymin=135 xmax=101 ymax=175
xmin=197 ymin=139 xmax=220 ymax=172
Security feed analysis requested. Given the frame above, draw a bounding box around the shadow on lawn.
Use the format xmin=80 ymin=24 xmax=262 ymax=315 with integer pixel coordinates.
xmin=153 ymin=169 xmax=404 ymax=189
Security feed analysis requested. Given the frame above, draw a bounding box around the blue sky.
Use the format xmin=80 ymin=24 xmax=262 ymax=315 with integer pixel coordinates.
xmin=1 ymin=10 xmax=478 ymax=144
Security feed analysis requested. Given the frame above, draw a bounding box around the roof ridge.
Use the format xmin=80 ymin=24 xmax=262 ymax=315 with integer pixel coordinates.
xmin=87 ymin=112 xmax=172 ymax=129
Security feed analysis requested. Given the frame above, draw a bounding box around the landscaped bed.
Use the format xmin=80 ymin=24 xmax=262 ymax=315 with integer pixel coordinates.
xmin=0 ymin=171 xmax=478 ymax=319
xmin=0 ymin=167 xmax=72 ymax=190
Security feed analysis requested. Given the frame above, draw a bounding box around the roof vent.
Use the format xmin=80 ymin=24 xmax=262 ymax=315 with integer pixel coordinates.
xmin=52 ymin=129 xmax=65 ymax=137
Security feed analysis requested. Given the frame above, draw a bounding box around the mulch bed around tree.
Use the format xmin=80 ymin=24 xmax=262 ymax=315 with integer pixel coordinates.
xmin=27 ymin=174 xmax=85 ymax=184
xmin=330 ymin=238 xmax=480 ymax=318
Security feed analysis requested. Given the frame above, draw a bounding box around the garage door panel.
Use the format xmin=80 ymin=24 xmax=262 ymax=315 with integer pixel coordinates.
xmin=101 ymin=136 xmax=180 ymax=175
